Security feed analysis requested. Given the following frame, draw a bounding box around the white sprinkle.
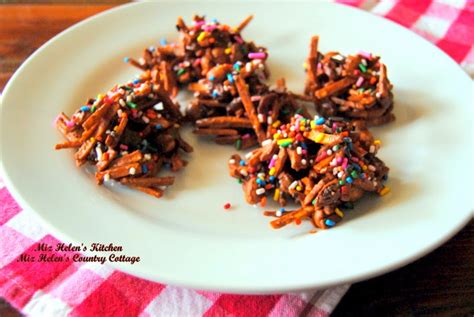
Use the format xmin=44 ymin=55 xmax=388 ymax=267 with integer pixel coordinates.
xmin=245 ymin=152 xmax=253 ymax=159
xmin=276 ymin=210 xmax=282 ymax=217
xmin=148 ymin=93 xmax=154 ymax=99
xmin=369 ymin=145 xmax=375 ymax=153
xmin=246 ymin=63 xmax=252 ymax=72
xmin=267 ymin=116 xmax=273 ymax=124
xmin=333 ymin=169 xmax=338 ymax=175
xmin=289 ymin=181 xmax=298 ymax=190
xmin=258 ymin=113 xmax=265 ymax=123
xmin=119 ymin=99 xmax=126 ymax=107
xmin=301 ymin=159 xmax=307 ymax=165
xmin=309 ymin=159 xmax=314 ymax=164
xmin=296 ymin=147 xmax=302 ymax=155
xmin=375 ymin=92 xmax=382 ymax=98
xmin=368 ymin=165 xmax=376 ymax=171
xmin=338 ymin=171 xmax=344 ymax=178
xmin=256 ymin=188 xmax=266 ymax=195
xmin=142 ymin=116 xmax=150 ymax=123
xmin=272 ymin=154 xmax=278 ymax=160
xmin=153 ymin=84 xmax=160 ymax=92
xmin=331 ymin=54 xmax=344 ymax=61
xmin=261 ymin=139 xmax=272 ymax=146
xmin=283 ymin=132 xmax=288 ymax=138
xmin=104 ymin=174 xmax=110 ymax=182
xmin=144 ymin=154 xmax=152 ymax=160
xmin=257 ymin=173 xmax=265 ymax=179
xmin=126 ymin=95 xmax=133 ymax=102
xmin=361 ymin=58 xmax=367 ymax=66
xmin=153 ymin=102 xmax=164 ymax=111
xmin=327 ymin=149 xmax=333 ymax=155
xmin=290 ymin=126 xmax=296 ymax=132
xmin=121 ymin=151 xmax=129 ymax=156
xmin=117 ymin=109 xmax=123 ymax=117
xmin=229 ymin=159 xmax=236 ymax=165
xmin=129 ymin=167 xmax=136 ymax=175
xmin=330 ymin=158 xmax=337 ymax=167
xmin=138 ymin=57 xmax=145 ymax=65
xmin=95 ymin=146 xmax=103 ymax=159
xmin=240 ymin=170 xmax=248 ymax=177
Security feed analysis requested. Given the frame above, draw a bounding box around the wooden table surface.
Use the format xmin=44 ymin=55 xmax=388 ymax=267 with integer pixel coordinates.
xmin=0 ymin=4 xmax=473 ymax=316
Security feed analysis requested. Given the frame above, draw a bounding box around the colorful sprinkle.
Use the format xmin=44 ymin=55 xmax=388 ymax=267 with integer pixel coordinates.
xmin=248 ymin=52 xmax=266 ymax=60
xmin=335 ymin=208 xmax=344 ymax=218
xmin=325 ymin=219 xmax=336 ymax=227
xmin=378 ymin=186 xmax=391 ymax=196
xmin=224 ymin=203 xmax=232 ymax=210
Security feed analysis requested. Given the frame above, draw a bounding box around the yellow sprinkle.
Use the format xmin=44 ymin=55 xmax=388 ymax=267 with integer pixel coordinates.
xmin=314 ymin=133 xmax=325 ymax=143
xmin=277 ymin=138 xmax=294 ymax=145
xmin=269 ymin=167 xmax=276 ymax=176
xmin=225 ymin=48 xmax=232 ymax=54
xmin=97 ymin=94 xmax=105 ymax=100
xmin=197 ymin=31 xmax=208 ymax=42
xmin=300 ymin=126 xmax=305 ymax=131
xmin=303 ymin=62 xmax=308 ymax=69
xmin=378 ymin=186 xmax=391 ymax=196
xmin=374 ymin=139 xmax=382 ymax=146
xmin=273 ymin=189 xmax=280 ymax=201
xmin=335 ymin=208 xmax=344 ymax=218
xmin=272 ymin=120 xmax=281 ymax=128
xmin=362 ymin=165 xmax=368 ymax=171
xmin=273 ymin=133 xmax=281 ymax=140
xmin=310 ymin=121 xmax=316 ymax=129
xmin=89 ymin=137 xmax=95 ymax=142
xmin=296 ymin=185 xmax=302 ymax=191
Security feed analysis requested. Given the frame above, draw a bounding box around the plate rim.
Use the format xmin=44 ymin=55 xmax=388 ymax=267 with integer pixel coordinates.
xmin=0 ymin=0 xmax=472 ymax=293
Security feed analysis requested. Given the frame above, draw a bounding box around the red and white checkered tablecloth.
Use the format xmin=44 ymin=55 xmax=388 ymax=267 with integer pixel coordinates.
xmin=0 ymin=1 xmax=472 ymax=316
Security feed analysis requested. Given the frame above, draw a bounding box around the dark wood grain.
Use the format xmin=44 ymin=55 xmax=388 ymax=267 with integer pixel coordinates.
xmin=0 ymin=4 xmax=473 ymax=317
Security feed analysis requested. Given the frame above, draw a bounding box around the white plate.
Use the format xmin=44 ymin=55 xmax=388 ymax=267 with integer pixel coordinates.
xmin=1 ymin=1 xmax=472 ymax=293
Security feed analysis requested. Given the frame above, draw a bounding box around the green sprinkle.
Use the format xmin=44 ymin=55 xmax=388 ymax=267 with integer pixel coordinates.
xmin=235 ymin=139 xmax=242 ymax=150
xmin=279 ymin=141 xmax=292 ymax=147
xmin=238 ymin=179 xmax=243 ymax=184
xmin=312 ymin=199 xmax=317 ymax=205
xmin=339 ymin=180 xmax=345 ymax=185
xmin=123 ymin=86 xmax=133 ymax=91
xmin=127 ymin=102 xmax=137 ymax=109
xmin=333 ymin=145 xmax=340 ymax=151
xmin=359 ymin=63 xmax=367 ymax=73
xmin=177 ymin=68 xmax=186 ymax=76
xmin=295 ymin=108 xmax=303 ymax=114
xmin=351 ymin=170 xmax=358 ymax=178
xmin=91 ymin=106 xmax=96 ymax=113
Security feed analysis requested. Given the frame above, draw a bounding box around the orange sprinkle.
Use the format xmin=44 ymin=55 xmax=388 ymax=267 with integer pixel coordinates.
xmin=260 ymin=196 xmax=267 ymax=208
xmin=370 ymin=76 xmax=377 ymax=85
xmin=295 ymin=218 xmax=302 ymax=225
xmin=309 ymin=229 xmax=318 ymax=234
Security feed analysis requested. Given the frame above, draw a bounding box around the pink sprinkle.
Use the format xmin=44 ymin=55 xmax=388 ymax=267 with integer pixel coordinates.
xmin=234 ymin=35 xmax=244 ymax=44
xmin=351 ymin=157 xmax=359 ymax=162
xmin=193 ymin=58 xmax=201 ymax=67
xmin=203 ymin=25 xmax=217 ymax=32
xmin=336 ymin=156 xmax=343 ymax=164
xmin=356 ymin=76 xmax=364 ymax=87
xmin=317 ymin=63 xmax=322 ymax=70
xmin=332 ymin=123 xmax=337 ymax=130
xmin=268 ymin=157 xmax=276 ymax=168
xmin=119 ymin=144 xmax=128 ymax=150
xmin=316 ymin=151 xmax=328 ymax=163
xmin=342 ymin=158 xmax=348 ymax=169
xmin=251 ymin=96 xmax=262 ymax=102
xmin=66 ymin=120 xmax=75 ymax=128
xmin=358 ymin=51 xmax=372 ymax=59
xmin=242 ymin=133 xmax=251 ymax=140
xmin=302 ymin=149 xmax=308 ymax=155
xmin=248 ymin=52 xmax=266 ymax=60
